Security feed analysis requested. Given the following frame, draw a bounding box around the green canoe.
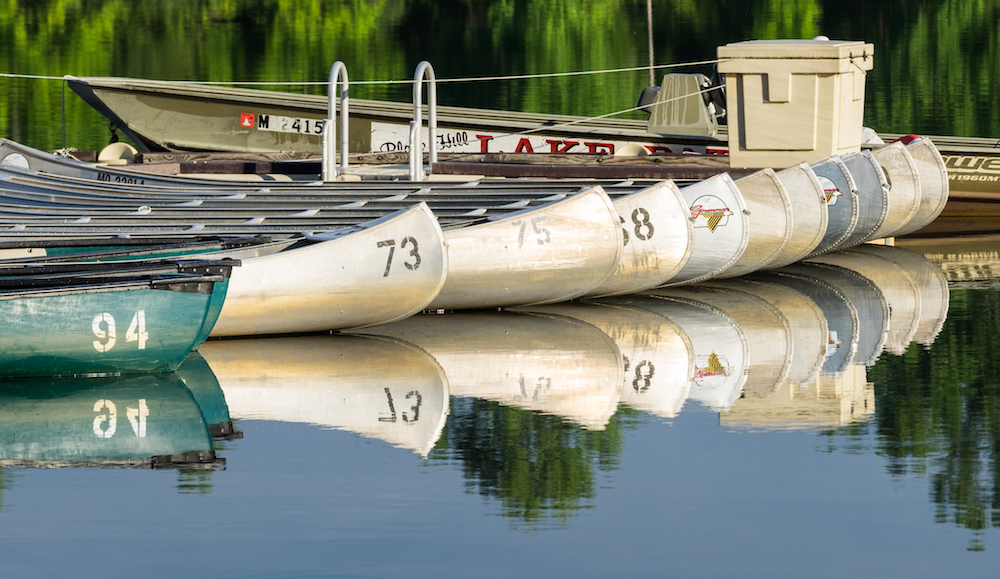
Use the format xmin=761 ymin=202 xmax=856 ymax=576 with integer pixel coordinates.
xmin=0 ymin=259 xmax=236 ymax=377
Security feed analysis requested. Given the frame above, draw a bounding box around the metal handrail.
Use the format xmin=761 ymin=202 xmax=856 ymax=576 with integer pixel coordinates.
xmin=409 ymin=61 xmax=437 ymax=181
xmin=322 ymin=61 xmax=349 ymax=181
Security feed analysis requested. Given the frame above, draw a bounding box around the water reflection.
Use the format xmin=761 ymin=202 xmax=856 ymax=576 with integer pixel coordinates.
xmin=8 ymin=244 xmax=970 ymax=533
xmin=198 ymin=334 xmax=450 ymax=458
xmin=0 ymin=371 xmax=221 ymax=469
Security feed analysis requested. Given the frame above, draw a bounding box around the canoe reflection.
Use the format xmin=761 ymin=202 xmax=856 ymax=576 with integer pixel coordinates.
xmin=198 ymin=334 xmax=450 ymax=457
xmin=517 ymin=302 xmax=693 ymax=418
xmin=0 ymin=372 xmax=219 ymax=468
xmin=357 ymin=311 xmax=624 ymax=430
xmin=197 ymin=246 xmax=952 ymax=448
xmin=175 ymin=352 xmax=243 ymax=439
xmin=598 ymin=295 xmax=749 ymax=412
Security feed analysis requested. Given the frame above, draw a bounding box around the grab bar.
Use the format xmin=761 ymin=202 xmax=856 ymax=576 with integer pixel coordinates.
xmin=409 ymin=61 xmax=437 ymax=181
xmin=322 ymin=61 xmax=349 ymax=181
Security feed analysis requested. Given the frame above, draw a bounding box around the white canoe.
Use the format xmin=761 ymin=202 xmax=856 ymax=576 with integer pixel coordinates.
xmin=808 ymin=155 xmax=859 ymax=257
xmin=199 ymin=334 xmax=450 ymax=457
xmin=869 ymin=142 xmax=921 ymax=240
xmin=717 ymin=167 xmax=793 ymax=278
xmin=891 ymin=138 xmax=950 ymax=237
xmin=765 ymin=163 xmax=829 ymax=268
xmin=661 ymin=173 xmax=750 ymax=286
xmin=354 ymin=311 xmax=624 ymax=430
xmin=828 ymin=150 xmax=889 ymax=251
xmin=586 ymin=180 xmax=694 ymax=296
xmin=211 ymin=202 xmax=448 ymax=335
xmin=429 ymin=186 xmax=623 ymax=309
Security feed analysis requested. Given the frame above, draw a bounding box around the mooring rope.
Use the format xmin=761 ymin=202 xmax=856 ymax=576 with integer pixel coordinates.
xmin=0 ymin=58 xmax=735 ymax=86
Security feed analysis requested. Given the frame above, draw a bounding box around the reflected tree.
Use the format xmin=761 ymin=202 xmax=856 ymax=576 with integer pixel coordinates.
xmin=431 ymin=397 xmax=640 ymax=525
xmin=865 ymin=289 xmax=1000 ymax=543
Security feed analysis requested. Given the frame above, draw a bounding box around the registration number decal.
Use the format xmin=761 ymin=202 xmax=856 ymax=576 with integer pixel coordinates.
xmin=250 ymin=113 xmax=326 ymax=135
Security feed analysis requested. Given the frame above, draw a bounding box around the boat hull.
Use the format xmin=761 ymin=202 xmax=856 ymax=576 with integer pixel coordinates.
xmin=587 ymin=181 xmax=694 ymax=296
xmin=429 ymin=186 xmax=622 ymax=310
xmin=0 ymin=279 xmax=223 ymax=378
xmin=211 ymin=203 xmax=447 ymax=335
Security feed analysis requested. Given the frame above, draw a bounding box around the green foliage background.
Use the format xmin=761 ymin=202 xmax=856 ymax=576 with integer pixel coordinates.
xmin=1 ymin=0 xmax=998 ymax=151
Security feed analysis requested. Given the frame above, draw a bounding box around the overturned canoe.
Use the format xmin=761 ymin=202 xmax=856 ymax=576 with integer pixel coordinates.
xmin=717 ymin=167 xmax=793 ymax=278
xmin=0 ymin=260 xmax=233 ymax=377
xmin=808 ymin=156 xmax=858 ymax=257
xmin=585 ymin=180 xmax=693 ymax=296
xmin=765 ymin=163 xmax=829 ymax=268
xmin=429 ymin=186 xmax=623 ymax=309
xmin=891 ymin=138 xmax=950 ymax=236
xmin=868 ymin=142 xmax=921 ymax=240
xmin=662 ymin=173 xmax=749 ymax=286
xmin=212 ymin=203 xmax=447 ymax=335
xmin=828 ymin=150 xmax=888 ymax=251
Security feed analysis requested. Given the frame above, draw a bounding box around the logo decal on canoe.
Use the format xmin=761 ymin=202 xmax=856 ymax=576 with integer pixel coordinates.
xmin=689 ymin=195 xmax=733 ymax=232
xmin=240 ymin=112 xmax=255 ymax=128
xmin=817 ymin=176 xmax=843 ymax=206
xmin=695 ymin=352 xmax=730 ymax=380
xmin=825 ymin=331 xmax=843 ymax=358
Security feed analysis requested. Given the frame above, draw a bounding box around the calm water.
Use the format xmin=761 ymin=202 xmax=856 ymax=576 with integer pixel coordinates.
xmin=0 ymin=244 xmax=999 ymax=577
xmin=1 ymin=1 xmax=1000 ymax=577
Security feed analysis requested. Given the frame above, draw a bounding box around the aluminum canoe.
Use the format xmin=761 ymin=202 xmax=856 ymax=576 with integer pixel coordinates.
xmin=585 ymin=180 xmax=694 ymax=296
xmin=827 ymin=150 xmax=889 ymax=251
xmin=429 ymin=185 xmax=623 ymax=310
xmin=891 ymin=138 xmax=950 ymax=237
xmin=764 ymin=163 xmax=828 ymax=269
xmin=716 ymin=167 xmax=793 ymax=278
xmin=868 ymin=142 xmax=921 ymax=240
xmin=210 ymin=202 xmax=448 ymax=335
xmin=807 ymin=156 xmax=858 ymax=257
xmin=661 ymin=173 xmax=749 ymax=286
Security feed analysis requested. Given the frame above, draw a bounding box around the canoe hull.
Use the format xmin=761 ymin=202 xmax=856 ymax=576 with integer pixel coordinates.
xmin=211 ymin=203 xmax=447 ymax=336
xmin=0 ymin=280 xmax=221 ymax=378
xmin=429 ymin=187 xmax=622 ymax=310
xmin=587 ymin=181 xmax=694 ymax=296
